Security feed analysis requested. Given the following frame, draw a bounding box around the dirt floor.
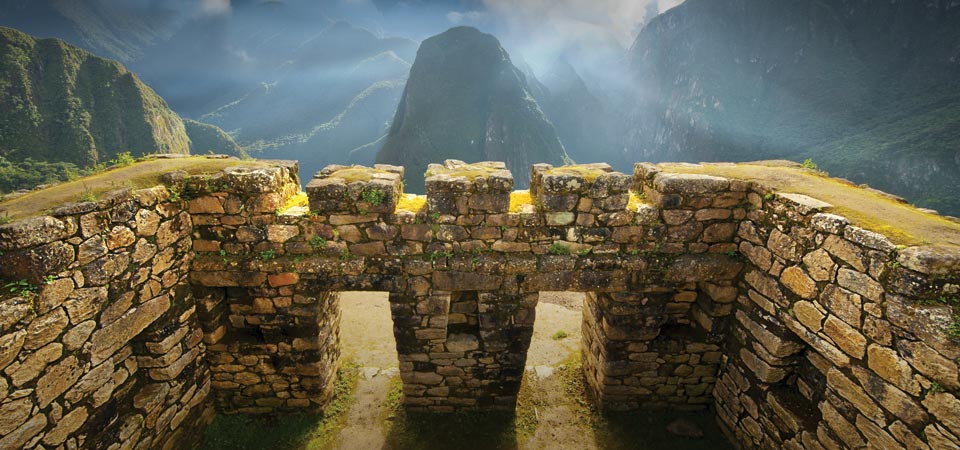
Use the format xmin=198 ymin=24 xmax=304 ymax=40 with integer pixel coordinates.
xmin=328 ymin=291 xmax=733 ymax=450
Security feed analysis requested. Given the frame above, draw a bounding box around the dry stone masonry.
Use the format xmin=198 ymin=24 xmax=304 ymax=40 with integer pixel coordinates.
xmin=0 ymin=156 xmax=958 ymax=450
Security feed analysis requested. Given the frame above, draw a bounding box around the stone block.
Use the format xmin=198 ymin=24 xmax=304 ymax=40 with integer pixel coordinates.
xmin=666 ymin=254 xmax=743 ymax=283
xmin=653 ymin=173 xmax=730 ymax=195
xmin=811 ymin=213 xmax=849 ymax=234
xmin=90 ymin=295 xmax=171 ymax=364
xmin=897 ymin=246 xmax=960 ymax=276
xmin=776 ymin=193 xmax=832 ymax=215
xmin=307 ymin=164 xmax=403 ymax=214
xmin=826 ymin=368 xmax=886 ymax=426
xmin=837 ymin=269 xmax=884 ymax=302
xmin=768 ymin=229 xmax=801 ymax=262
xmin=822 ymin=315 xmax=866 ymax=359
xmin=0 ymin=216 xmax=71 ymax=251
xmin=781 ymin=266 xmax=817 ymax=299
xmin=36 ymin=355 xmax=83 ymax=407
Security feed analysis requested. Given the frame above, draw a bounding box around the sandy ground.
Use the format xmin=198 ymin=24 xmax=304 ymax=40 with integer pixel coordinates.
xmin=332 ymin=291 xmax=730 ymax=450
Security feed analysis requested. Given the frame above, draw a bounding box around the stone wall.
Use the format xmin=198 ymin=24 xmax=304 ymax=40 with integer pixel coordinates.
xmin=0 ymin=184 xmax=210 ymax=450
xmin=1 ymin=156 xmax=958 ymax=450
xmin=708 ymin=186 xmax=960 ymax=449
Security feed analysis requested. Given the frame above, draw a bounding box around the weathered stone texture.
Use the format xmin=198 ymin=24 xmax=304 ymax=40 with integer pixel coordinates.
xmin=1 ymin=158 xmax=957 ymax=450
xmin=0 ymin=161 xmax=222 ymax=450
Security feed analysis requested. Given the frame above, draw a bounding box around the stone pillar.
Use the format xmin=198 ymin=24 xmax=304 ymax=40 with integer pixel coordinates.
xmin=634 ymin=162 xmax=745 ymax=255
xmin=424 ymin=160 xmax=513 ymax=217
xmin=306 ymin=164 xmax=403 ymax=216
xmin=395 ymin=288 xmax=537 ymax=412
xmin=582 ymin=272 xmax=741 ymax=412
xmin=531 ymin=162 xmax=631 ymax=224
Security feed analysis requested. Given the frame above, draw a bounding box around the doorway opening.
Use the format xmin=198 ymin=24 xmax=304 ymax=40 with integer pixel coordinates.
xmin=338 ymin=291 xmax=398 ymax=370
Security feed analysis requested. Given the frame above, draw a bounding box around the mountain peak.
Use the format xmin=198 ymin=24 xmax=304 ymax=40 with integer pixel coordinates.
xmin=376 ymin=27 xmax=568 ymax=191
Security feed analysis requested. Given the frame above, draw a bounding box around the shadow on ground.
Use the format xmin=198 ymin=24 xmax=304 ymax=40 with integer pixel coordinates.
xmin=593 ymin=411 xmax=735 ymax=450
xmin=383 ymin=411 xmax=519 ymax=450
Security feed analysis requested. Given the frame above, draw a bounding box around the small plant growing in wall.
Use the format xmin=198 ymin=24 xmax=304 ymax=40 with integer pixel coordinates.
xmin=260 ymin=250 xmax=276 ymax=261
xmin=429 ymin=250 xmax=453 ymax=263
xmin=309 ymin=236 xmax=328 ymax=251
xmin=577 ymin=249 xmax=591 ymax=257
xmin=339 ymin=248 xmax=353 ymax=261
xmin=947 ymin=315 xmax=960 ymax=342
xmin=4 ymin=279 xmax=38 ymax=298
xmin=361 ymin=189 xmax=386 ymax=207
xmin=548 ymin=242 xmax=571 ymax=256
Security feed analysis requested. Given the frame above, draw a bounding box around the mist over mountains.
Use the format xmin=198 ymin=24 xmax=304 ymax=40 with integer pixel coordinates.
xmin=625 ymin=0 xmax=960 ymax=214
xmin=1 ymin=0 xmax=958 ymax=214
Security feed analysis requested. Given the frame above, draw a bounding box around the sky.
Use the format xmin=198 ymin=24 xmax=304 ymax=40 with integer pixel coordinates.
xmin=165 ymin=0 xmax=687 ymax=64
xmin=341 ymin=0 xmax=687 ymax=87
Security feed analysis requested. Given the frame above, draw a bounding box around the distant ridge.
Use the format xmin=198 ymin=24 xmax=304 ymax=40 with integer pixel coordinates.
xmin=0 ymin=26 xmax=242 ymax=167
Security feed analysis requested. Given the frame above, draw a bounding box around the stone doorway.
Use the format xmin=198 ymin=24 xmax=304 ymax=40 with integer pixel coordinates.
xmin=335 ymin=292 xmax=400 ymax=450
xmin=338 ymin=291 xmax=399 ymax=370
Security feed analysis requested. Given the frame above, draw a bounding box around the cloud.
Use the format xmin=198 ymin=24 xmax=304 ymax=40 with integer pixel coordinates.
xmin=481 ymin=0 xmax=682 ymax=50
xmin=446 ymin=10 xmax=489 ymax=25
xmin=199 ymin=0 xmax=232 ymax=16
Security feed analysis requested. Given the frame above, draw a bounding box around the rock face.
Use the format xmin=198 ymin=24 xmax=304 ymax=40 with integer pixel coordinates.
xmin=376 ymin=27 xmax=569 ymax=191
xmin=624 ymin=0 xmax=960 ymax=215
xmin=534 ymin=58 xmax=622 ymax=168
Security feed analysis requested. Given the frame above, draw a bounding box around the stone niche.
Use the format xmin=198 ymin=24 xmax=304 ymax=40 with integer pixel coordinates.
xmin=0 ymin=156 xmax=958 ymax=450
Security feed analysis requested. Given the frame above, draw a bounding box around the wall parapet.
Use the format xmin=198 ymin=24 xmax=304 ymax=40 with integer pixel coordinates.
xmin=0 ymin=157 xmax=958 ymax=450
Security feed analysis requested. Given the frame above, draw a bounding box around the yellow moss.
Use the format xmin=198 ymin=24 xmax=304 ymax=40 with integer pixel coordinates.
xmin=627 ymin=191 xmax=648 ymax=212
xmin=397 ymin=193 xmax=426 ymax=212
xmin=545 ymin=165 xmax=607 ymax=182
xmin=510 ymin=190 xmax=533 ymax=213
xmin=659 ymin=162 xmax=960 ymax=247
xmin=327 ymin=167 xmax=389 ymax=183
xmin=279 ymin=192 xmax=308 ymax=213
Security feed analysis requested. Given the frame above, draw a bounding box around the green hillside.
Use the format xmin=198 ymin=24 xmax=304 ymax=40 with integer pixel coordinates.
xmin=184 ymin=119 xmax=248 ymax=159
xmin=0 ymin=26 xmax=190 ymax=166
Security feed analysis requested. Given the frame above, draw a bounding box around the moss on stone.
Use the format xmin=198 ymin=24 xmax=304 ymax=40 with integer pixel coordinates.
xmin=510 ymin=190 xmax=533 ymax=213
xmin=0 ymin=157 xmax=270 ymax=221
xmin=425 ymin=164 xmax=502 ymax=181
xmin=659 ymin=162 xmax=960 ymax=246
xmin=328 ymin=167 xmax=390 ymax=183
xmin=279 ymin=192 xmax=308 ymax=213
xmin=544 ymin=165 xmax=607 ymax=182
xmin=397 ymin=193 xmax=427 ymax=212
xmin=627 ymin=191 xmax=648 ymax=212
